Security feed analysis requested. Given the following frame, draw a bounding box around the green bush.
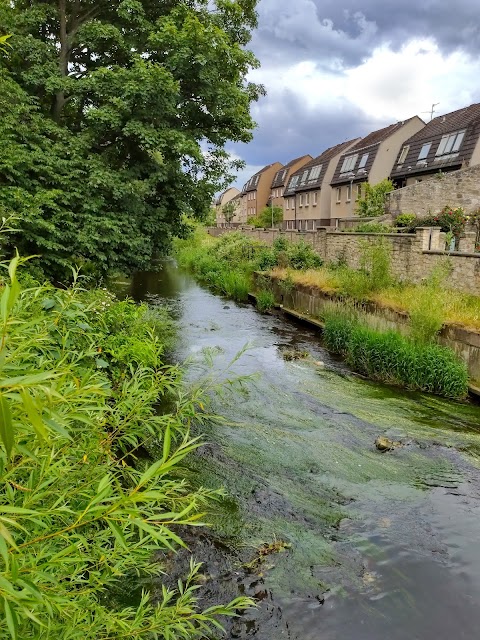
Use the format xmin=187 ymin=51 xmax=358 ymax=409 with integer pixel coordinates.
xmin=323 ymin=311 xmax=468 ymax=398
xmin=395 ymin=213 xmax=416 ymax=228
xmin=0 ymin=257 xmax=252 ymax=638
xmin=287 ymin=241 xmax=323 ymax=270
xmin=256 ymin=289 xmax=275 ymax=312
xmin=353 ymin=222 xmax=394 ymax=233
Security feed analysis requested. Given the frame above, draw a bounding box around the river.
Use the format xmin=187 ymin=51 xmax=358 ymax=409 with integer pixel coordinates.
xmin=118 ymin=261 xmax=480 ymax=640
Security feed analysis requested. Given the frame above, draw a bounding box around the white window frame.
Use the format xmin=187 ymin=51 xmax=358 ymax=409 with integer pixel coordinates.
xmin=286 ymin=199 xmax=289 ymax=210
xmin=398 ymin=145 xmax=409 ymax=164
xmin=346 ymin=185 xmax=352 ymax=202
xmin=417 ymin=143 xmax=432 ymax=161
xmin=336 ymin=187 xmax=341 ymax=203
xmin=340 ymin=154 xmax=358 ymax=173
xmin=253 ymin=192 xmax=256 ymax=200
xmin=305 ymin=193 xmax=310 ymax=206
xmin=299 ymin=194 xmax=303 ymax=207
xmin=313 ymin=192 xmax=318 ymax=206
xmin=308 ymin=165 xmax=322 ymax=181
xmin=356 ymin=184 xmax=362 ymax=200
xmin=358 ymin=153 xmax=369 ymax=169
xmin=436 ymin=130 xmax=465 ymax=156
xmin=291 ymin=198 xmax=295 ymax=209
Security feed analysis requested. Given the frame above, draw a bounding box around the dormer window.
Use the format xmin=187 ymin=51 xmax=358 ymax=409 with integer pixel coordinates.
xmin=300 ymin=170 xmax=309 ymax=184
xmin=308 ymin=165 xmax=323 ymax=181
xmin=417 ymin=143 xmax=431 ymax=161
xmin=340 ymin=154 xmax=358 ymax=173
xmin=435 ymin=130 xmax=465 ymax=156
xmin=358 ymin=153 xmax=369 ymax=169
xmin=398 ymin=145 xmax=410 ymax=164
xmin=289 ymin=176 xmax=299 ymax=189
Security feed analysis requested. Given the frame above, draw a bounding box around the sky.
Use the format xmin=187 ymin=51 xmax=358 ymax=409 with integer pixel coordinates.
xmin=227 ymin=0 xmax=480 ymax=189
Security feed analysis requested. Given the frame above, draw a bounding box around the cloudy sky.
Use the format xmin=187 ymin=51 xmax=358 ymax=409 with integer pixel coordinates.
xmin=228 ymin=0 xmax=480 ymax=189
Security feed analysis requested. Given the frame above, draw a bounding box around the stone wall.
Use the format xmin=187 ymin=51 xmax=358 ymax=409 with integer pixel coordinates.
xmin=254 ymin=274 xmax=480 ymax=382
xmin=207 ymin=225 xmax=480 ymax=295
xmin=387 ymin=164 xmax=480 ymax=217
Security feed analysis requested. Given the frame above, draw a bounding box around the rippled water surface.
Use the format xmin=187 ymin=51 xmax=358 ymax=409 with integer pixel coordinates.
xmin=117 ymin=262 xmax=480 ymax=640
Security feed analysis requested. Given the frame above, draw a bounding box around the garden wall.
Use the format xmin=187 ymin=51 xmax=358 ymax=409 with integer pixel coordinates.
xmin=208 ymin=226 xmax=480 ymax=295
xmin=254 ymin=274 xmax=480 ymax=383
xmin=387 ymin=164 xmax=480 ymax=217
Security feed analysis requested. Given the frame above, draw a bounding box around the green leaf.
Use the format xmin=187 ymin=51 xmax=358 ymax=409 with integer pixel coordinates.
xmin=4 ymin=598 xmax=17 ymax=640
xmin=20 ymin=390 xmax=49 ymax=442
xmin=41 ymin=298 xmax=55 ymax=310
xmin=0 ymin=395 xmax=14 ymax=458
xmin=95 ymin=358 xmax=109 ymax=369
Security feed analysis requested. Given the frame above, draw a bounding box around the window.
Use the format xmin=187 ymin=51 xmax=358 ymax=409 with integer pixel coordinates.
xmin=300 ymin=170 xmax=309 ymax=185
xmin=253 ymin=175 xmax=259 ymax=186
xmin=291 ymin=198 xmax=295 ymax=209
xmin=358 ymin=153 xmax=369 ymax=169
xmin=346 ymin=185 xmax=352 ymax=202
xmin=436 ymin=130 xmax=465 ymax=156
xmin=356 ymin=184 xmax=362 ymax=200
xmin=313 ymin=192 xmax=318 ymax=206
xmin=398 ymin=145 xmax=410 ymax=164
xmin=289 ymin=176 xmax=299 ymax=189
xmin=308 ymin=165 xmax=322 ymax=181
xmin=253 ymin=192 xmax=256 ymax=200
xmin=299 ymin=194 xmax=303 ymax=207
xmin=281 ymin=189 xmax=284 ymax=196
xmin=305 ymin=193 xmax=310 ymax=206
xmin=286 ymin=200 xmax=289 ymax=210
xmin=340 ymin=154 xmax=358 ymax=173
xmin=336 ymin=187 xmax=341 ymax=203
xmin=417 ymin=143 xmax=431 ymax=161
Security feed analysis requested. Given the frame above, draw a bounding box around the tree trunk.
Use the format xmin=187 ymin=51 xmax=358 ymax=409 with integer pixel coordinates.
xmin=53 ymin=0 xmax=68 ymax=122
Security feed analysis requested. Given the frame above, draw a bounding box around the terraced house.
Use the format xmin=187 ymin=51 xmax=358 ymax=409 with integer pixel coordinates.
xmin=390 ymin=103 xmax=480 ymax=187
xmin=282 ymin=139 xmax=360 ymax=230
xmin=269 ymin=155 xmax=313 ymax=213
xmin=330 ymin=116 xmax=425 ymax=221
xmin=240 ymin=162 xmax=283 ymax=222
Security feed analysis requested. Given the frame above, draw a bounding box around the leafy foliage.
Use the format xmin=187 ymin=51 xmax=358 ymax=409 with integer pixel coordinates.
xmin=323 ymin=308 xmax=468 ymax=398
xmin=0 ymin=1 xmax=263 ymax=279
xmin=0 ymin=258 xmax=252 ymax=638
xmin=355 ymin=179 xmax=394 ymax=218
xmin=248 ymin=206 xmax=283 ymax=228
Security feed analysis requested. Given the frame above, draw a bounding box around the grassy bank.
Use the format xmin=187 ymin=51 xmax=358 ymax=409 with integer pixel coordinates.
xmin=0 ymin=257 xmax=251 ymax=639
xmin=177 ymin=229 xmax=470 ymax=398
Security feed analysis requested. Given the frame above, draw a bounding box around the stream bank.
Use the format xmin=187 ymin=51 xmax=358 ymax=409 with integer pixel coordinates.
xmin=118 ymin=261 xmax=480 ymax=640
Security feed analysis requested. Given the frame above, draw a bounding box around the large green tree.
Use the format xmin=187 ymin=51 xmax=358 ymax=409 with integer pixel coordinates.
xmin=0 ymin=1 xmax=262 ymax=278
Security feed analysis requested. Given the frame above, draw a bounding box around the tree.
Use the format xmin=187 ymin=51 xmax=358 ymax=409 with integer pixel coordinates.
xmin=355 ymin=179 xmax=394 ymax=218
xmin=0 ymin=1 xmax=263 ymax=279
xmin=222 ymin=200 xmax=237 ymax=224
xmin=248 ymin=205 xmax=283 ymax=228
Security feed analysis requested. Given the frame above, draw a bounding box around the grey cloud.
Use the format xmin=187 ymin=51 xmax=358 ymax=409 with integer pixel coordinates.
xmin=251 ymin=0 xmax=480 ymax=71
xmin=230 ymin=89 xmax=387 ymax=167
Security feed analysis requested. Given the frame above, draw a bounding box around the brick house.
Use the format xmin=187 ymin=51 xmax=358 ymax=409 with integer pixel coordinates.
xmin=215 ymin=187 xmax=241 ymax=226
xmin=330 ymin=117 xmax=425 ymax=221
xmin=269 ymin=155 xmax=313 ymax=213
xmin=240 ymin=162 xmax=283 ymax=223
xmin=390 ymin=103 xmax=480 ymax=187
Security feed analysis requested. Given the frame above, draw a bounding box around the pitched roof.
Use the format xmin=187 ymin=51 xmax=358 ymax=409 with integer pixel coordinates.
xmin=271 ymin=155 xmax=312 ymax=188
xmin=284 ymin=139 xmax=360 ymax=196
xmin=241 ymin=162 xmax=282 ymax=194
xmin=390 ymin=103 xmax=480 ymax=179
xmin=330 ymin=117 xmax=423 ymax=185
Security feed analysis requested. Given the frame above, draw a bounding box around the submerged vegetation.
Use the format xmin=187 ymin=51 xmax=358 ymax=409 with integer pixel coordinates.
xmin=0 ymin=258 xmax=252 ymax=639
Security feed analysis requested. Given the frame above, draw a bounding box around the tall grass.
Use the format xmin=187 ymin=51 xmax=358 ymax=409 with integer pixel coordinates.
xmin=323 ymin=308 xmax=468 ymax=398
